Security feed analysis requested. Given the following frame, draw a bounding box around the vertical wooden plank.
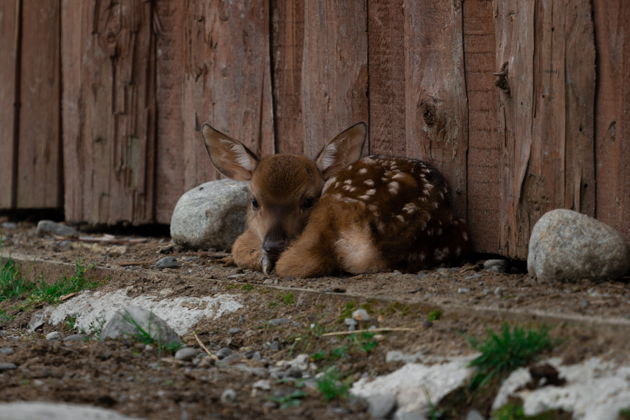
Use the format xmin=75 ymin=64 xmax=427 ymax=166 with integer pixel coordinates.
xmin=154 ymin=0 xmax=185 ymax=223
xmin=0 ymin=0 xmax=19 ymax=209
xmin=62 ymin=0 xmax=157 ymax=224
xmin=181 ymin=0 xmax=274 ymax=190
xmin=272 ymin=0 xmax=305 ymax=155
xmin=300 ymin=0 xmax=368 ymax=158
xmin=404 ymin=0 xmax=468 ymax=218
xmin=594 ymin=0 xmax=630 ymax=239
xmin=462 ymin=0 xmax=500 ymax=253
xmin=367 ymin=0 xmax=405 ymax=156
xmin=496 ymin=0 xmax=596 ymax=258
xmin=17 ymin=0 xmax=62 ymax=208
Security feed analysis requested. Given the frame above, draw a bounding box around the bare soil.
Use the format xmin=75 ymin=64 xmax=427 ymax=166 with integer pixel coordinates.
xmin=0 ymin=222 xmax=629 ymax=419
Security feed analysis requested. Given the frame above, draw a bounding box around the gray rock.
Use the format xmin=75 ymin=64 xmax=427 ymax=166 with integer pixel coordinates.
xmin=528 ymin=209 xmax=630 ymax=282
xmin=466 ymin=409 xmax=485 ymax=420
xmin=154 ymin=256 xmax=179 ymax=269
xmin=174 ymin=347 xmax=198 ymax=361
xmin=252 ymin=379 xmax=271 ymax=390
xmin=344 ymin=318 xmax=358 ymax=331
xmin=99 ymin=305 xmax=182 ymax=347
xmin=216 ymin=347 xmax=232 ymax=359
xmin=0 ymin=348 xmax=14 ymax=356
xmin=45 ymin=331 xmax=61 ymax=341
xmin=170 ymin=179 xmax=249 ymax=250
xmin=27 ymin=312 xmax=45 ymax=332
xmin=457 ymin=287 xmax=470 ymax=294
xmin=228 ymin=328 xmax=241 ymax=335
xmin=364 ymin=393 xmax=396 ymax=419
xmin=394 ymin=408 xmax=425 ymax=420
xmin=483 ymin=259 xmax=509 ymax=273
xmin=63 ymin=334 xmax=88 ymax=342
xmin=1 ymin=222 xmax=17 ymax=230
xmin=36 ymin=220 xmax=78 ymax=238
xmin=267 ymin=318 xmax=291 ymax=326
xmin=220 ymin=388 xmax=236 ymax=403
xmin=0 ymin=402 xmax=140 ymax=420
xmin=0 ymin=363 xmax=17 ymax=371
xmin=352 ymin=309 xmax=371 ymax=321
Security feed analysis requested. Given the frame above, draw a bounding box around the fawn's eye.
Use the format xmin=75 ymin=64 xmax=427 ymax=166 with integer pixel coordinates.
xmin=251 ymin=198 xmax=260 ymax=209
xmin=301 ymin=197 xmax=315 ymax=210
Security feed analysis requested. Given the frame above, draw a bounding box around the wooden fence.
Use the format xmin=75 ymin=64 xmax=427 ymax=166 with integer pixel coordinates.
xmin=1 ymin=0 xmax=629 ymax=259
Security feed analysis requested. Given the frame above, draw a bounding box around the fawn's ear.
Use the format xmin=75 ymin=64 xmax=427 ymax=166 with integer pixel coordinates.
xmin=315 ymin=122 xmax=367 ymax=179
xmin=201 ymin=124 xmax=259 ymax=181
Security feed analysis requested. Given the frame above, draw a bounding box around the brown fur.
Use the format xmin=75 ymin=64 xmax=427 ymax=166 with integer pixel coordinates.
xmin=201 ymin=122 xmax=471 ymax=278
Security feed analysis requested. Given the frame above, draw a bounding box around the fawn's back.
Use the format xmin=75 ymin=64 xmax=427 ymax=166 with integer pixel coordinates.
xmin=201 ymin=122 xmax=471 ymax=278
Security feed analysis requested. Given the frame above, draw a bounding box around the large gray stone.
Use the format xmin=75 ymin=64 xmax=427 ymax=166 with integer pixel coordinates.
xmin=170 ymin=179 xmax=249 ymax=250
xmin=528 ymin=209 xmax=630 ymax=282
xmin=99 ymin=305 xmax=182 ymax=347
xmin=0 ymin=402 xmax=140 ymax=420
xmin=36 ymin=220 xmax=79 ymax=238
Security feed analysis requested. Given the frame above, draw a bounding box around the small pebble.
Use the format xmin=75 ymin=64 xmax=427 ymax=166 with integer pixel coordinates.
xmin=484 ymin=259 xmax=509 ymax=273
xmin=457 ymin=287 xmax=470 ymax=294
xmin=423 ymin=320 xmax=433 ymax=328
xmin=267 ymin=318 xmax=291 ymax=326
xmin=352 ymin=309 xmax=370 ymax=322
xmin=36 ymin=220 xmax=78 ymax=237
xmin=175 ymin=347 xmax=198 ymax=361
xmin=0 ymin=362 xmax=17 ymax=371
xmin=63 ymin=334 xmax=87 ymax=342
xmin=580 ymin=299 xmax=590 ymax=309
xmin=45 ymin=331 xmax=61 ymax=341
xmin=155 ymin=256 xmax=179 ymax=269
xmin=220 ymin=389 xmax=237 ymax=403
xmin=228 ymin=328 xmax=241 ymax=335
xmin=344 ymin=318 xmax=358 ymax=331
xmin=252 ymin=379 xmax=271 ymax=390
xmin=265 ymin=341 xmax=280 ymax=352
xmin=1 ymin=222 xmax=17 ymax=230
xmin=0 ymin=348 xmax=14 ymax=355
xmin=465 ymin=273 xmax=482 ymax=280
xmin=494 ymin=287 xmax=504 ymax=297
xmin=216 ymin=347 xmax=232 ymax=359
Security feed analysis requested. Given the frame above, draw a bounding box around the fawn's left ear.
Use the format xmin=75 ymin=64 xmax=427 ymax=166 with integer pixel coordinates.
xmin=201 ymin=124 xmax=259 ymax=181
xmin=315 ymin=122 xmax=367 ymax=179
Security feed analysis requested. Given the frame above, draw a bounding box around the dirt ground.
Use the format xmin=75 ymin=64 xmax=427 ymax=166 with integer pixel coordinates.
xmin=1 ymin=222 xmax=629 ymax=419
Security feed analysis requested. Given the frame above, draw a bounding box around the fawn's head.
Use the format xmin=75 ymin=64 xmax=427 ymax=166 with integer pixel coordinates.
xmin=201 ymin=122 xmax=367 ymax=273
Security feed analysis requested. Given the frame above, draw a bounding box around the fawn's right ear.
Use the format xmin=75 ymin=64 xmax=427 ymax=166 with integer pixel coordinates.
xmin=315 ymin=122 xmax=367 ymax=179
xmin=201 ymin=124 xmax=259 ymax=181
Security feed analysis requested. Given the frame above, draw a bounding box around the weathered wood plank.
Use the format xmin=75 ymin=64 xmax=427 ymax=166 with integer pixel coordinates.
xmin=16 ymin=0 xmax=62 ymax=208
xmin=404 ymin=0 xmax=468 ymax=218
xmin=496 ymin=0 xmax=596 ymax=258
xmin=271 ymin=0 xmax=305 ymax=155
xmin=62 ymin=0 xmax=157 ymax=224
xmin=367 ymin=0 xmax=405 ymax=156
xmin=463 ymin=0 xmax=500 ymax=253
xmin=300 ymin=0 xmax=368 ymax=158
xmin=0 ymin=0 xmax=20 ymax=209
xmin=181 ymin=0 xmax=274 ymax=189
xmin=594 ymin=0 xmax=630 ymax=240
xmin=154 ymin=0 xmax=185 ymax=224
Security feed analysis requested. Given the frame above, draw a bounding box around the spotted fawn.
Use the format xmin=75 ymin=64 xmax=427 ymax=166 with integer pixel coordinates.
xmin=201 ymin=122 xmax=471 ymax=278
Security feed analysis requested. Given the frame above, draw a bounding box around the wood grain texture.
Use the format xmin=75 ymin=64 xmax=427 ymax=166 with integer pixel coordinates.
xmin=594 ymin=0 xmax=630 ymax=239
xmin=154 ymin=0 xmax=185 ymax=223
xmin=367 ymin=0 xmax=405 ymax=156
xmin=462 ymin=0 xmax=500 ymax=253
xmin=62 ymin=0 xmax=157 ymax=224
xmin=404 ymin=0 xmax=468 ymax=218
xmin=300 ymin=0 xmax=368 ymax=158
xmin=17 ymin=0 xmax=62 ymax=208
xmin=271 ymin=0 xmax=305 ymax=155
xmin=496 ymin=0 xmax=596 ymax=258
xmin=0 ymin=0 xmax=20 ymax=209
xmin=181 ymin=0 xmax=274 ymax=190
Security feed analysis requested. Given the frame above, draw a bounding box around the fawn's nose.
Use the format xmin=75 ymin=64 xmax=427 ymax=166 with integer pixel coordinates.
xmin=262 ymin=237 xmax=287 ymax=259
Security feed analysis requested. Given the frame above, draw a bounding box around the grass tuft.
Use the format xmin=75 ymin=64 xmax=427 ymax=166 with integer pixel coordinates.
xmin=30 ymin=262 xmax=97 ymax=304
xmin=0 ymin=259 xmax=33 ymax=302
xmin=272 ymin=389 xmax=307 ymax=409
xmin=122 ymin=310 xmax=182 ymax=355
xmin=427 ymin=309 xmax=443 ymax=322
xmin=468 ymin=324 xmax=554 ymax=390
xmin=316 ymin=367 xmax=350 ymax=401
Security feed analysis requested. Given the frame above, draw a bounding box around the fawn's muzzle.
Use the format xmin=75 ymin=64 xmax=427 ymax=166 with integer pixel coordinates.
xmin=261 ymin=227 xmax=288 ymax=274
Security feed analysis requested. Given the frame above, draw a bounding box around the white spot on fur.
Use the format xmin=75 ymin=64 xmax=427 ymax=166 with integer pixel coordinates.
xmin=455 ymin=247 xmax=462 ymax=257
xmin=359 ymin=168 xmax=368 ymax=174
xmin=344 ymin=179 xmax=353 ymax=185
xmin=403 ymin=203 xmax=417 ymax=214
xmin=462 ymin=231 xmax=469 ymax=241
xmin=439 ymin=191 xmax=445 ymax=200
xmin=358 ymin=195 xmax=371 ymax=201
xmin=343 ymin=185 xmax=352 ymax=191
xmin=381 ymin=177 xmax=389 ymax=182
xmin=392 ymin=173 xmax=407 ymax=180
xmin=396 ymin=215 xmax=405 ymax=222
xmin=349 ymin=187 xmax=357 ymax=192
xmin=388 ymin=181 xmax=400 ymax=194
xmin=433 ymin=202 xmax=439 ymax=209
xmin=366 ymin=189 xmax=376 ymax=196
xmin=364 ymin=179 xmax=375 ymax=187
